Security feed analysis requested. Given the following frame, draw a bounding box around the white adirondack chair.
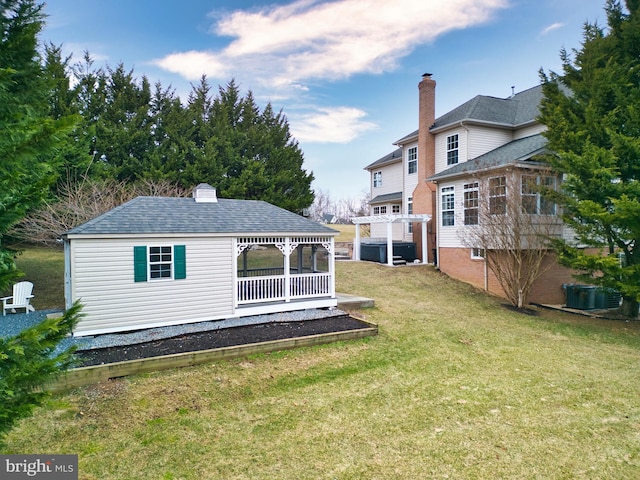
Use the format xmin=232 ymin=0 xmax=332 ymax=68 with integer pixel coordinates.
xmin=1 ymin=281 xmax=35 ymax=316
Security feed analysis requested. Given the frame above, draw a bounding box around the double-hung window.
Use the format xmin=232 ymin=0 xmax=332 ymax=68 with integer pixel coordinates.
xmin=149 ymin=246 xmax=172 ymax=279
xmin=441 ymin=186 xmax=455 ymax=226
xmin=446 ymin=134 xmax=459 ymax=165
xmin=407 ymin=196 xmax=413 ymax=233
xmin=408 ymin=147 xmax=417 ymax=174
xmin=489 ymin=176 xmax=507 ymax=215
xmin=373 ymin=171 xmax=382 ymax=188
xmin=463 ymin=182 xmax=479 ymax=225
xmin=522 ymin=175 xmax=556 ymax=215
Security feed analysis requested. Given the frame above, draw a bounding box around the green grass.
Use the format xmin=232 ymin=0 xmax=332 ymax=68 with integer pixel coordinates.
xmin=7 ymin=246 xmax=65 ymax=310
xmin=3 ymin=252 xmax=640 ymax=479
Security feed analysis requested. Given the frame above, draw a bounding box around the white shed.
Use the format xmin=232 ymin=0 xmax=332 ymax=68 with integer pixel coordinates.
xmin=63 ymin=184 xmax=339 ymax=336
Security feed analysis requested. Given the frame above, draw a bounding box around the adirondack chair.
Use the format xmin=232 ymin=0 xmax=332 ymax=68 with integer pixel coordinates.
xmin=1 ymin=281 xmax=35 ymax=315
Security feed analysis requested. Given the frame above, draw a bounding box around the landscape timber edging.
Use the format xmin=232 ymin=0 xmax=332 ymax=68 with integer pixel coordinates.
xmin=47 ymin=322 xmax=378 ymax=393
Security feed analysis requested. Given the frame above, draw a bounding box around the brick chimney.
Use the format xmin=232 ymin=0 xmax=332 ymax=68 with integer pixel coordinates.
xmin=412 ymin=73 xmax=437 ymax=263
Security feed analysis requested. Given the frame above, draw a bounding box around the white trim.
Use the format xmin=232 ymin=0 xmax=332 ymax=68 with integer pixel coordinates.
xmin=351 ymin=214 xmax=432 ymax=264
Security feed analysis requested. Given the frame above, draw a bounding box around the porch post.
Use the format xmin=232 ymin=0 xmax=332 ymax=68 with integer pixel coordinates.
xmin=386 ymin=220 xmax=393 ymax=266
xmin=284 ymin=238 xmax=291 ymax=302
xmin=354 ymin=223 xmax=361 ymax=260
xmin=421 ymin=220 xmax=428 ymax=264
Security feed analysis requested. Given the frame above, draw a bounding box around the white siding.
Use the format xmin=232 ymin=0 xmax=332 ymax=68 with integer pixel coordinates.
xmin=370 ymin=161 xmax=403 ymax=198
xmin=435 ymin=127 xmax=467 ymax=175
xmin=514 ymin=123 xmax=546 ymax=139
xmin=370 ymin=222 xmax=404 ymax=240
xmin=466 ymin=126 xmax=513 ymax=160
xmin=70 ymin=237 xmax=234 ymax=335
xmin=437 ymin=179 xmax=471 ymax=248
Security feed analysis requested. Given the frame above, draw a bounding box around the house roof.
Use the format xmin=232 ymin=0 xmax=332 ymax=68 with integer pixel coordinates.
xmin=370 ymin=192 xmax=402 ymax=204
xmin=394 ymin=129 xmax=418 ymax=145
xmin=431 ymin=84 xmax=544 ymax=132
xmin=65 ymin=196 xmax=338 ymax=236
xmin=364 ymin=147 xmax=403 ymax=170
xmin=428 ymin=133 xmax=548 ymax=182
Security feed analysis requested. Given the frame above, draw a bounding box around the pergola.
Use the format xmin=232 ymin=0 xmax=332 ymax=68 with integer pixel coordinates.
xmin=350 ymin=214 xmax=432 ymax=266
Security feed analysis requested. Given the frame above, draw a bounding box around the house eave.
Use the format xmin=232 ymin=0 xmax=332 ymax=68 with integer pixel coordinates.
xmin=65 ymin=230 xmax=339 ymax=240
xmin=430 ymin=118 xmax=538 ymax=134
xmin=428 ymin=159 xmax=550 ymax=183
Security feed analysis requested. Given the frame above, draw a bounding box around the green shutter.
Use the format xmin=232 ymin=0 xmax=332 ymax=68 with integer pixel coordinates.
xmin=134 ymin=246 xmax=147 ymax=282
xmin=174 ymin=245 xmax=186 ymax=280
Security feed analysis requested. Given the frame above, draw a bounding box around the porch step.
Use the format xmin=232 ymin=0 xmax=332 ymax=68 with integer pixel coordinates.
xmin=392 ymin=256 xmax=407 ymax=266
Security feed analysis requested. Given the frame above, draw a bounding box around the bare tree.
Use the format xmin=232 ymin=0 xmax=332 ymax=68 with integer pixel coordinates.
xmin=459 ymin=171 xmax=562 ymax=309
xmin=11 ymin=178 xmax=186 ymax=246
xmin=309 ymin=188 xmax=333 ymax=222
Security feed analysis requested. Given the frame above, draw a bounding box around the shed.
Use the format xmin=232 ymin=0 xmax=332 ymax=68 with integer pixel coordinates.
xmin=63 ymin=184 xmax=339 ymax=336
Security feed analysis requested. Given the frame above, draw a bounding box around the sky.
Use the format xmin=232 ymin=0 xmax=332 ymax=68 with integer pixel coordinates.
xmin=41 ymin=0 xmax=608 ymax=202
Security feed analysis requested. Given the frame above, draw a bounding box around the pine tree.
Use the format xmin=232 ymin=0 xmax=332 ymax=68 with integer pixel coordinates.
xmin=0 ymin=0 xmax=75 ymax=289
xmin=539 ymin=0 xmax=640 ymax=317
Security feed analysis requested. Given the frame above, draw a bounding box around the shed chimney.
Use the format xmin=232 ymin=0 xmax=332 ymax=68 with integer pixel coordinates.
xmin=193 ymin=183 xmax=218 ymax=203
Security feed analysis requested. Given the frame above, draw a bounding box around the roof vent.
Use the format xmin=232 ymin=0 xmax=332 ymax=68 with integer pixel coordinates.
xmin=193 ymin=183 xmax=218 ymax=203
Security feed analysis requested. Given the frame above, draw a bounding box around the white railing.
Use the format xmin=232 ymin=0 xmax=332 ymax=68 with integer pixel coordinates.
xmin=237 ymin=273 xmax=332 ymax=305
xmin=290 ymin=273 xmax=331 ymax=299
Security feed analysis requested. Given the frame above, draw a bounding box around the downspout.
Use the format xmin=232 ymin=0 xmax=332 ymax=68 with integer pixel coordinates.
xmin=484 ymin=254 xmax=489 ymax=292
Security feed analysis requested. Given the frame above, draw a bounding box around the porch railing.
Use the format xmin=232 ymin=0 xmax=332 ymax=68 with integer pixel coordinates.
xmin=237 ymin=272 xmax=332 ymax=305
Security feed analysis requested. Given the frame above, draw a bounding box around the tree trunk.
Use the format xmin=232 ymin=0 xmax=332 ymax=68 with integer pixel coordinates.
xmin=620 ymin=296 xmax=639 ymax=319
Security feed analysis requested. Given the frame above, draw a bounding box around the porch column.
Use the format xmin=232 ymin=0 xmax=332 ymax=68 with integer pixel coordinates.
xmin=421 ymin=220 xmax=428 ymax=264
xmin=386 ymin=220 xmax=393 ymax=266
xmin=354 ymin=224 xmax=361 ymax=260
xmin=284 ymin=238 xmax=291 ymax=302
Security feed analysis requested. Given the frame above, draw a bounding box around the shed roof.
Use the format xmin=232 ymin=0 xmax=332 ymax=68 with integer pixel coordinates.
xmin=65 ymin=196 xmax=338 ymax=236
xmin=428 ymin=134 xmax=548 ymax=182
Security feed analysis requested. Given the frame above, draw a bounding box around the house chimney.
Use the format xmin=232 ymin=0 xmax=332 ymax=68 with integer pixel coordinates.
xmin=193 ymin=183 xmax=218 ymax=203
xmin=412 ymin=72 xmax=437 ymax=263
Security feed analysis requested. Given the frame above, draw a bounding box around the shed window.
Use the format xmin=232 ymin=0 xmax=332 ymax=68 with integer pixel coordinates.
xmin=134 ymin=245 xmax=186 ymax=282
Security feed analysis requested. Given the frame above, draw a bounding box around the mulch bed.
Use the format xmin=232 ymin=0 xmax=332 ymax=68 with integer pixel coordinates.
xmin=74 ymin=315 xmax=371 ymax=367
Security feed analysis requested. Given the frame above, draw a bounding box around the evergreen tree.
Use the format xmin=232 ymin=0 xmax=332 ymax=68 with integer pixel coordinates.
xmin=0 ymin=0 xmax=75 ymax=289
xmin=539 ymin=0 xmax=640 ymax=317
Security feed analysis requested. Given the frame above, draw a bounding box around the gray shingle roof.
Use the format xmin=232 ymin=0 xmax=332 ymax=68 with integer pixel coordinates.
xmin=365 ymin=148 xmax=403 ymax=170
xmin=428 ymin=134 xmax=548 ymax=181
xmin=370 ymin=192 xmax=402 ymax=204
xmin=431 ymin=84 xmax=543 ymax=131
xmin=66 ymin=197 xmax=338 ymax=236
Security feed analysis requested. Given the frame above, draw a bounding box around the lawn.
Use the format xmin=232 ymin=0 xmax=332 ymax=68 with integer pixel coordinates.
xmin=3 ymin=251 xmax=640 ymax=479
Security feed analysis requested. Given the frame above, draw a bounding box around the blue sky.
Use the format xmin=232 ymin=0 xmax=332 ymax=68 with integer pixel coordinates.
xmin=42 ymin=0 xmax=607 ymax=201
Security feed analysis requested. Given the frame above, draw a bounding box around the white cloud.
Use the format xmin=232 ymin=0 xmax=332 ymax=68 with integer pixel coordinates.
xmin=154 ymin=0 xmax=508 ymax=89
xmin=290 ymin=106 xmax=377 ymax=143
xmin=540 ymin=22 xmax=564 ymax=36
xmin=152 ymin=0 xmax=506 ymax=144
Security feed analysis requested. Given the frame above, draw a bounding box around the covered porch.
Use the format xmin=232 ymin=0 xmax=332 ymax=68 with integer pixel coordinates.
xmin=351 ymin=214 xmax=432 ymax=266
xmin=234 ymin=236 xmax=336 ymax=313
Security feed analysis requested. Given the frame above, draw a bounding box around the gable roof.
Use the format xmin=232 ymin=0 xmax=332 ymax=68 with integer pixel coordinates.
xmin=431 ymin=84 xmax=544 ymax=132
xmin=65 ymin=196 xmax=338 ymax=236
xmin=428 ymin=133 xmax=548 ymax=182
xmin=365 ymin=147 xmax=403 ymax=170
